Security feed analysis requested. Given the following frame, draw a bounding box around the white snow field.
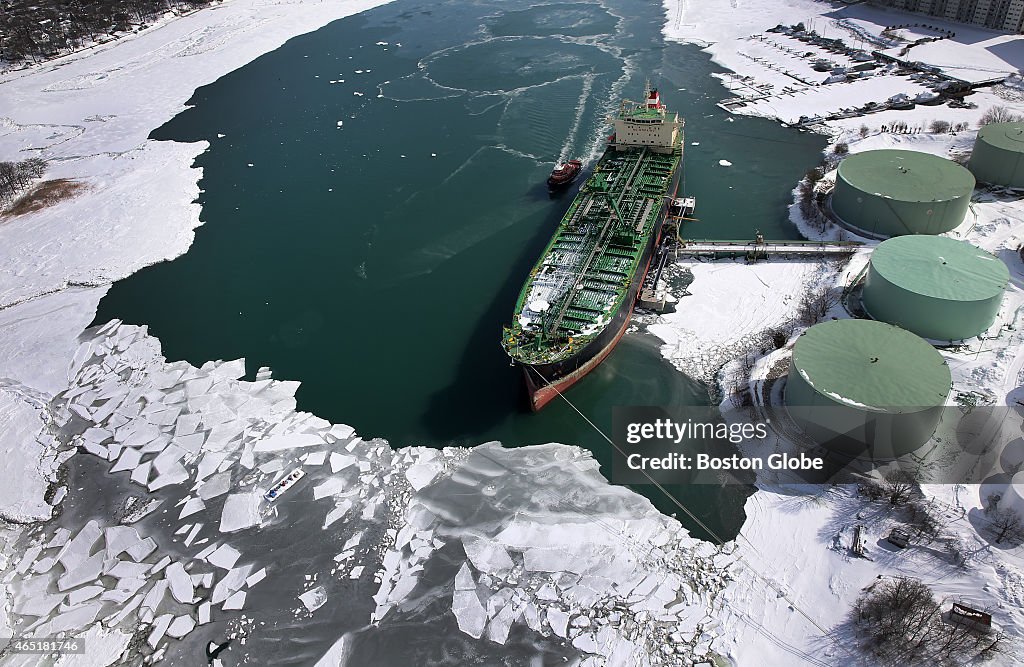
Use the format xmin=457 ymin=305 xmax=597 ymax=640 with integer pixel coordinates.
xmin=663 ymin=0 xmax=1024 ymax=129
xmin=0 ymin=386 xmax=67 ymax=523
xmin=647 ymin=259 xmax=827 ymax=384
xmin=721 ymin=482 xmax=1024 ymax=667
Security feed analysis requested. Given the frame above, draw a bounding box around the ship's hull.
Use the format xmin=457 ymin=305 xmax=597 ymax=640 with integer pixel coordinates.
xmin=519 ymin=162 xmax=681 ymax=411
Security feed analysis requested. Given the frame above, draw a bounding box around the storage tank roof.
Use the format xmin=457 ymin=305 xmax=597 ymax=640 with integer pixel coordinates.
xmin=977 ymin=122 xmax=1024 ymax=152
xmin=837 ymin=149 xmax=974 ymax=203
xmin=791 ymin=319 xmax=950 ymax=411
xmin=870 ymin=235 xmax=1009 ymax=301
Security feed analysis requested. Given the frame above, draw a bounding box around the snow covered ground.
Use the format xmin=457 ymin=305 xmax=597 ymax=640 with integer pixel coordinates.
xmin=664 ymin=0 xmax=1024 ymax=129
xmin=720 ymin=483 xmax=1024 ymax=667
xmin=656 ymin=1 xmax=1024 ymax=665
xmin=647 ymin=259 xmax=830 ymax=384
xmin=876 ymin=20 xmax=1024 ymax=84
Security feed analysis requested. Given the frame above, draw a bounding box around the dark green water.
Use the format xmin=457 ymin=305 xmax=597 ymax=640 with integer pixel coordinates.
xmin=95 ymin=0 xmax=825 ymax=539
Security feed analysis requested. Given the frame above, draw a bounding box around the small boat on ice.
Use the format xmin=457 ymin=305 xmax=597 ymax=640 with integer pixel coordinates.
xmin=264 ymin=468 xmax=305 ymax=501
xmin=547 ymin=159 xmax=582 ymax=189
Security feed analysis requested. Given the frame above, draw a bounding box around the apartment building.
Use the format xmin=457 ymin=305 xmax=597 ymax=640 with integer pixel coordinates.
xmin=869 ymin=0 xmax=1024 ymax=32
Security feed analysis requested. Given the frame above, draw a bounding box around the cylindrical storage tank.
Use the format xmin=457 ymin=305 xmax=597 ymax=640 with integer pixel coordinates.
xmin=786 ymin=319 xmax=951 ymax=458
xmin=1000 ymin=470 xmax=1024 ymax=514
xmin=863 ymin=235 xmax=1008 ymax=341
xmin=968 ymin=122 xmax=1024 ymax=188
xmin=831 ymin=149 xmax=975 ymax=237
xmin=979 ymin=470 xmax=1024 ymax=516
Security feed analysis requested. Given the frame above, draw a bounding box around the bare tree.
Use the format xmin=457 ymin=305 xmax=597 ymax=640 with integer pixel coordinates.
xmin=0 ymin=157 xmax=49 ymax=204
xmin=978 ymin=105 xmax=1024 ymax=127
xmin=882 ymin=469 xmax=917 ymax=506
xmin=989 ymin=508 xmax=1023 ymax=544
xmin=22 ymin=157 xmax=46 ymax=178
xmin=797 ymin=167 xmax=825 ymax=228
xmin=944 ymin=536 xmax=973 ymax=568
xmin=854 ymin=578 xmax=1005 ymax=665
xmin=728 ymin=374 xmax=751 ymax=408
xmin=859 ymin=478 xmax=886 ymax=500
xmin=907 ymin=499 xmax=941 ymax=541
xmin=855 ymin=577 xmax=938 ymax=659
xmin=929 ymin=119 xmax=951 ymax=134
xmin=796 ymin=286 xmax=839 ymax=326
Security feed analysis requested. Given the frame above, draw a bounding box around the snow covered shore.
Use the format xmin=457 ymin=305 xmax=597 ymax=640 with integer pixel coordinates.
xmin=662 ymin=0 xmax=1024 ymax=130
xmin=0 ymin=0 xmax=396 ymax=511
xmin=0 ymin=0 xmax=391 ymax=313
xmin=657 ymin=1 xmax=1024 ymax=665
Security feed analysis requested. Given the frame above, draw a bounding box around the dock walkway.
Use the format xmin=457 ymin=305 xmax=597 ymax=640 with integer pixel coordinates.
xmin=676 ymin=239 xmax=862 ymax=257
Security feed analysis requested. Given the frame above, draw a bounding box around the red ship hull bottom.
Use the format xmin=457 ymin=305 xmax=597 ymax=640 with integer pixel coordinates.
xmin=522 ymin=301 xmax=635 ymax=412
xmin=520 ymin=223 xmax=666 ymax=412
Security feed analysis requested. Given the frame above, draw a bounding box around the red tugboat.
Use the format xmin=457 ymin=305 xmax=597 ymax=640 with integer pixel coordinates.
xmin=546 ymin=159 xmax=583 ymax=190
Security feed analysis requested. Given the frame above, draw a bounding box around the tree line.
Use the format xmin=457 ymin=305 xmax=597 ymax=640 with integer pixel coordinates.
xmin=1 ymin=0 xmax=216 ymax=65
xmin=0 ymin=157 xmax=47 ymax=204
xmin=855 ymin=577 xmax=1006 ymax=665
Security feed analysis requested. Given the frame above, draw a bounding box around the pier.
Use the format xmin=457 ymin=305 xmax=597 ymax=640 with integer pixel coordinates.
xmin=674 ymin=238 xmax=862 ymax=259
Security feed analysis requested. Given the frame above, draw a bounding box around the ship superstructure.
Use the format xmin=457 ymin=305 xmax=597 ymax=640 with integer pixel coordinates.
xmin=503 ymin=84 xmax=684 ymax=410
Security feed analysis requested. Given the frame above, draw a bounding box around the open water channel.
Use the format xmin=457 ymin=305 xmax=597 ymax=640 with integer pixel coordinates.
xmin=95 ymin=0 xmax=827 ymax=539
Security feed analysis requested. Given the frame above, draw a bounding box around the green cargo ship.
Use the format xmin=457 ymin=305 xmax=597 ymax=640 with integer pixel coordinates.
xmin=502 ymin=84 xmax=684 ymax=410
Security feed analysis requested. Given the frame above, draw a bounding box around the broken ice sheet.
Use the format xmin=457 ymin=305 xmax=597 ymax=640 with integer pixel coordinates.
xmin=165 ymin=561 xmax=194 ymax=604
xmin=207 ymin=544 xmax=241 ymax=570
xmin=179 ymin=496 xmax=206 ymax=519
xmin=299 ymin=585 xmax=328 ymax=612
xmin=219 ymin=491 xmax=262 ymax=533
xmin=222 ymin=590 xmax=246 ymax=611
xmin=167 ymin=614 xmax=196 ymax=639
xmin=453 ymin=588 xmax=486 ymax=639
xmin=253 ymin=433 xmax=323 ymax=452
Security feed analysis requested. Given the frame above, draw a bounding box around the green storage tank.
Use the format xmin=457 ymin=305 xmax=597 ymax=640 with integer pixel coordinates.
xmin=786 ymin=319 xmax=951 ymax=458
xmin=831 ymin=149 xmax=975 ymax=238
xmin=863 ymin=236 xmax=1008 ymax=342
xmin=968 ymin=122 xmax=1024 ymax=187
